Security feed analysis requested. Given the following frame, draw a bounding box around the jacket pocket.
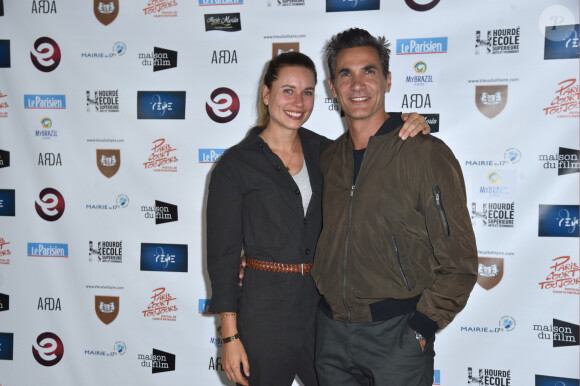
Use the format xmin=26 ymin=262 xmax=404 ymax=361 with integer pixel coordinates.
xmin=392 ymin=234 xmax=413 ymax=291
xmin=432 ymin=186 xmax=450 ymax=237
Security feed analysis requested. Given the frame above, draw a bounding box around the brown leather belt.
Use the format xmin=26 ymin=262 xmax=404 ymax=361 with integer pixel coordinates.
xmin=246 ymin=257 xmax=312 ymax=275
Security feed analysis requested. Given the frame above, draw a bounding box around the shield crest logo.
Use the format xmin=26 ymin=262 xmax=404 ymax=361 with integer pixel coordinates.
xmin=475 ymin=85 xmax=508 ymax=119
xmin=97 ymin=149 xmax=120 ymax=178
xmin=94 ymin=0 xmax=119 ymax=26
xmin=95 ymin=295 xmax=119 ymax=324
xmin=477 ymin=257 xmax=504 ymax=290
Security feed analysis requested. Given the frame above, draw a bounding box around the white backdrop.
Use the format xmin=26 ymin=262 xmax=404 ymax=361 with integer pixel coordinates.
xmin=0 ymin=0 xmax=579 ymax=385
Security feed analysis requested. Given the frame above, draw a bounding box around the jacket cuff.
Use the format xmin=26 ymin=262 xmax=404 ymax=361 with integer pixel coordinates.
xmin=408 ymin=311 xmax=438 ymax=340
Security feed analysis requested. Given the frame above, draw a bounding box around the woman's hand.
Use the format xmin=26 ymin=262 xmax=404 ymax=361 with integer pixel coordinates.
xmin=222 ymin=338 xmax=250 ymax=385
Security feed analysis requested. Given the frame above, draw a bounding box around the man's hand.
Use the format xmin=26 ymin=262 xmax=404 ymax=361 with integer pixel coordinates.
xmin=238 ymin=255 xmax=246 ymax=286
xmin=400 ymin=113 xmax=430 ymax=140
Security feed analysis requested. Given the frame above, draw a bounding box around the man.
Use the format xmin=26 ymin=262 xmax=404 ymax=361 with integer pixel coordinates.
xmin=311 ymin=28 xmax=478 ymax=385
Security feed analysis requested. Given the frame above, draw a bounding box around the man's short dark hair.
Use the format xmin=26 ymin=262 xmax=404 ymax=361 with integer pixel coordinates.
xmin=325 ymin=27 xmax=391 ymax=82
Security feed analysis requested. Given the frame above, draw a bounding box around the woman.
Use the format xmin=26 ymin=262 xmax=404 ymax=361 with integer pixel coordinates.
xmin=206 ymin=51 xmax=429 ymax=386
xmin=206 ymin=51 xmax=327 ymax=386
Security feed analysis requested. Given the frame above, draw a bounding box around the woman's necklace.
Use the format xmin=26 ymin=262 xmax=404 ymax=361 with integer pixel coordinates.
xmin=264 ymin=131 xmax=298 ymax=172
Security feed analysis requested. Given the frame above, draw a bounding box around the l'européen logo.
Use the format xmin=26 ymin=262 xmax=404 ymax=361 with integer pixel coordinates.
xmin=32 ymin=332 xmax=64 ymax=366
xmin=35 ymin=187 xmax=65 ymax=221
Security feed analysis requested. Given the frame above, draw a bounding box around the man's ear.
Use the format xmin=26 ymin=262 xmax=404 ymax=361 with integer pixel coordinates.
xmin=328 ymin=78 xmax=337 ymax=98
xmin=385 ymin=72 xmax=392 ymax=93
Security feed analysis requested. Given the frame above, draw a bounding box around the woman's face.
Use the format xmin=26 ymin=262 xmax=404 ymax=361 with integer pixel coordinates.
xmin=262 ymin=65 xmax=316 ymax=132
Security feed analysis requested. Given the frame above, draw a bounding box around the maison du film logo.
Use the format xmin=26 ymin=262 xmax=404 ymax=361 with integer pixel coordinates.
xmin=0 ymin=293 xmax=9 ymax=312
xmin=138 ymin=47 xmax=177 ymax=71
xmin=95 ymin=295 xmax=119 ymax=325
xmin=89 ymin=241 xmax=122 ymax=263
xmin=538 ymin=255 xmax=579 ymax=295
xmin=475 ymin=85 xmax=508 ymax=119
xmin=205 ymin=13 xmax=241 ymax=32
xmin=467 ymin=367 xmax=511 ymax=386
xmin=143 ymin=0 xmax=178 ymax=17
xmin=533 ymin=318 xmax=579 ymax=347
xmin=30 ymin=36 xmax=61 ymax=72
xmin=538 ymin=205 xmax=579 ymax=238
xmin=477 ymin=256 xmax=503 ymax=290
xmin=35 ymin=187 xmax=65 ymax=221
xmin=206 ymin=87 xmax=240 ymax=123
xmin=142 ymin=287 xmax=178 ymax=321
xmin=86 ymin=90 xmax=120 ymax=112
xmin=96 ymin=149 xmax=120 ymax=178
xmin=143 ymin=138 xmax=178 ymax=172
xmin=538 ymin=147 xmax=579 ymax=175
xmin=32 ymin=332 xmax=64 ymax=366
xmin=471 ymin=202 xmax=515 ymax=228
xmin=138 ymin=348 xmax=176 ymax=373
xmin=543 ymin=78 xmax=579 ymax=118
xmin=141 ymin=200 xmax=178 ymax=224
xmin=475 ymin=27 xmax=520 ymax=55
xmin=32 ymin=1 xmax=57 ymax=14
xmin=94 ymin=0 xmax=118 ymax=26
xmin=544 ymin=24 xmax=579 ymax=60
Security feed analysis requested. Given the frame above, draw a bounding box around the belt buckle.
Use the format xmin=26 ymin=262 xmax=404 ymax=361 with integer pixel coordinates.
xmin=301 ymin=263 xmax=304 ymax=276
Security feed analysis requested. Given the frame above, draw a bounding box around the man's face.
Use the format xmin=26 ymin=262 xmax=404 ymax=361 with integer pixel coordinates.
xmin=329 ymin=46 xmax=391 ymax=124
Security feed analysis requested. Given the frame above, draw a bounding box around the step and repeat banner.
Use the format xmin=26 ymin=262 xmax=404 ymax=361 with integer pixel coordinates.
xmin=0 ymin=0 xmax=579 ymax=385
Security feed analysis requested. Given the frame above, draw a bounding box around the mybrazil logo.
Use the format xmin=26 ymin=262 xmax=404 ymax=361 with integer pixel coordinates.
xmin=140 ymin=243 xmax=188 ymax=272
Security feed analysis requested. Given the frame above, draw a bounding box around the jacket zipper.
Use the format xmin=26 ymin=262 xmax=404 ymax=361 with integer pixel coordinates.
xmin=432 ymin=186 xmax=450 ymax=236
xmin=342 ymin=184 xmax=355 ymax=322
xmin=392 ymin=234 xmax=411 ymax=291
